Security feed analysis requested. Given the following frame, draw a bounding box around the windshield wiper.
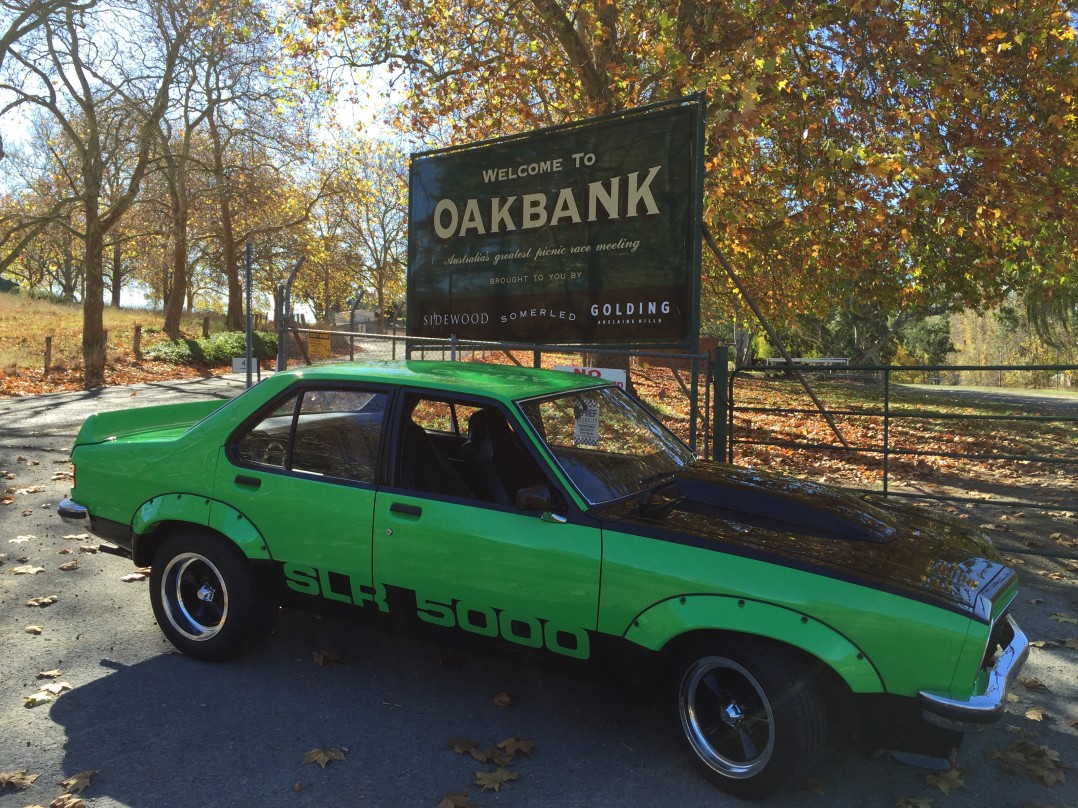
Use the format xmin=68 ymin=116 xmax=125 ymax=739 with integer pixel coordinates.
xmin=637 ymin=470 xmax=683 ymax=512
xmin=639 ymin=469 xmax=678 ymax=488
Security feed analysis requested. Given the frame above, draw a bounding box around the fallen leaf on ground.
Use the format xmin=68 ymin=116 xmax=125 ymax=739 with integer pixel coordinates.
xmin=58 ymin=560 xmax=79 ymax=571
xmin=468 ymin=747 xmax=493 ymax=764
xmin=1025 ymin=707 xmax=1048 ymax=722
xmin=62 ymin=534 xmax=91 ymax=541
xmin=39 ymin=681 xmax=73 ymax=696
xmin=23 ymin=693 xmax=51 ymax=708
xmin=986 ymin=740 xmax=1070 ymax=786
xmin=10 ymin=564 xmax=45 ymax=575
xmin=0 ymin=769 xmax=41 ymax=790
xmin=16 ymin=486 xmax=45 ymax=494
xmin=10 ymin=535 xmax=32 ymax=543
xmin=1064 ymin=638 xmax=1078 ymax=649
xmin=26 ymin=595 xmax=58 ymax=607
xmin=302 ymin=747 xmax=346 ymax=768
xmin=447 ymin=738 xmax=480 ymax=755
xmin=497 ymin=737 xmax=536 ymax=759
xmin=37 ymin=669 xmax=63 ymax=679
xmin=492 ymin=691 xmax=512 ymax=708
xmin=1050 ymin=613 xmax=1078 ymax=625
xmin=120 ymin=572 xmax=147 ymax=582
xmin=25 ymin=625 xmax=44 ymax=634
xmin=50 ymin=794 xmax=86 ymax=808
xmin=437 ymin=793 xmax=479 ymax=808
xmin=474 ymin=767 xmax=518 ymax=792
xmin=925 ymin=765 xmax=966 ymax=795
xmin=312 ymin=650 xmax=345 ymax=666
xmin=77 ymin=545 xmax=99 ymax=554
xmin=894 ymin=798 xmax=932 ymax=808
xmin=58 ymin=770 xmax=94 ymax=794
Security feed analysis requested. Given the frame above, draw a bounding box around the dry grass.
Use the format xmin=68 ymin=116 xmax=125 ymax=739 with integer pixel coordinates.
xmin=0 ymin=294 xmax=227 ymax=394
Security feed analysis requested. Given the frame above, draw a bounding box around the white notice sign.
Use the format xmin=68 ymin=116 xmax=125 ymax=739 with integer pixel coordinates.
xmin=554 ymin=365 xmax=627 ymax=389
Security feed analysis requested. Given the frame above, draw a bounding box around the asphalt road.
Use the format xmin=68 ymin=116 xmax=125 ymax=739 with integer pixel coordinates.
xmin=1 ymin=375 xmax=1076 ymax=808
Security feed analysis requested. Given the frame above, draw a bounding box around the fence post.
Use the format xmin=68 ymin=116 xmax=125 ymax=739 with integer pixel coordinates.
xmin=44 ymin=336 xmax=52 ymax=375
xmin=689 ymin=356 xmax=699 ymax=453
xmin=883 ymin=367 xmax=891 ymax=495
xmin=712 ymin=346 xmax=728 ymax=461
xmin=134 ymin=324 xmax=142 ymax=360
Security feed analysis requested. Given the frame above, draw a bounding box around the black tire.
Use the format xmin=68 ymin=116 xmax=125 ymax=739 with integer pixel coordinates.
xmin=149 ymin=529 xmax=277 ymax=661
xmin=671 ymin=638 xmax=827 ymax=799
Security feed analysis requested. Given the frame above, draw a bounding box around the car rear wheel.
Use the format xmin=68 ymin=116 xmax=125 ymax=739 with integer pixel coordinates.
xmin=149 ymin=529 xmax=276 ymax=661
xmin=671 ymin=638 xmax=826 ymax=799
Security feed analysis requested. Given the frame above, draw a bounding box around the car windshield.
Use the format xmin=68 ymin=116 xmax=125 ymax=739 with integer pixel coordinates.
xmin=518 ymin=385 xmax=694 ymax=505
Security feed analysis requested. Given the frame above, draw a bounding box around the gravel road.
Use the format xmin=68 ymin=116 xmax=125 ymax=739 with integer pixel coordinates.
xmin=1 ymin=375 xmax=1076 ymax=808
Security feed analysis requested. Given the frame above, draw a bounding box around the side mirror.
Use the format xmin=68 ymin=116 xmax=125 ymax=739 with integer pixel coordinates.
xmin=516 ymin=485 xmax=568 ymax=523
xmin=516 ymin=484 xmax=552 ymax=511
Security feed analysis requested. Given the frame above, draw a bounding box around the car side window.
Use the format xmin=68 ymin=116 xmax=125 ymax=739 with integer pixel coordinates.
xmin=397 ymin=395 xmax=546 ymax=506
xmin=234 ymin=388 xmax=388 ymax=483
xmin=234 ymin=395 xmax=298 ymax=469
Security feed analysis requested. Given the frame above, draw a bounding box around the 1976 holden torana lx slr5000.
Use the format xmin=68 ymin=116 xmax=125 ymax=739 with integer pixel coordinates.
xmin=59 ymin=361 xmax=1028 ymax=797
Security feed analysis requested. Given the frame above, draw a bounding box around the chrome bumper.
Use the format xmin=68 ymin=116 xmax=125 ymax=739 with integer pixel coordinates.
xmin=919 ymin=614 xmax=1029 ymax=731
xmin=58 ymin=498 xmax=89 ymax=526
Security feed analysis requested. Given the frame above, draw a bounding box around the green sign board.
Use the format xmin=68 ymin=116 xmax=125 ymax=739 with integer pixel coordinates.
xmin=407 ymin=96 xmax=704 ymax=346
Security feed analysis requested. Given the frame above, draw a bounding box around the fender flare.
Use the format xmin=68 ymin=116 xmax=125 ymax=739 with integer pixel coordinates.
xmin=623 ymin=594 xmax=885 ymax=693
xmin=131 ymin=493 xmax=271 ymax=564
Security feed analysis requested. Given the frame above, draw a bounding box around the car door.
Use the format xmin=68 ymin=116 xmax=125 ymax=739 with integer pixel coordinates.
xmin=217 ymin=384 xmax=390 ymax=612
xmin=372 ymin=391 xmax=601 ymax=660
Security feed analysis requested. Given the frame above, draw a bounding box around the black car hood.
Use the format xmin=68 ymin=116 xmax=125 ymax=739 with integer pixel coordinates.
xmin=596 ymin=462 xmax=1014 ymax=619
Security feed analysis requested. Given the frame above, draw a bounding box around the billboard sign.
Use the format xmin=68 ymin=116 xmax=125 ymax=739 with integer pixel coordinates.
xmin=407 ymin=96 xmax=703 ymax=346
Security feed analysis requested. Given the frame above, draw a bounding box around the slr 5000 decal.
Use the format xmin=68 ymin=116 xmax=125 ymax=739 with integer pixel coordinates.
xmin=283 ymin=563 xmax=592 ymax=660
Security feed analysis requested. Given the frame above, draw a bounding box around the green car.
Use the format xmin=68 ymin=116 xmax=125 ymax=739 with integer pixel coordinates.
xmin=59 ymin=361 xmax=1027 ymax=798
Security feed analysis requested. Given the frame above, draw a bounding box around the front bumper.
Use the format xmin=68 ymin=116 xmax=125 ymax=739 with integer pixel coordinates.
xmin=918 ymin=614 xmax=1029 ymax=731
xmin=58 ymin=498 xmax=89 ymax=525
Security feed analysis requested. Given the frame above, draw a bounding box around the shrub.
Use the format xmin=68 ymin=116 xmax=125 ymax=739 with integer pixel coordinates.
xmin=145 ymin=331 xmax=278 ymax=366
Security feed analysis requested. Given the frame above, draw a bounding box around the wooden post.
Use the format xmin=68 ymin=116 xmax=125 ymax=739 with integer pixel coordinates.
xmin=44 ymin=336 xmax=52 ymax=375
xmin=134 ymin=324 xmax=142 ymax=361
xmin=203 ymin=316 xmax=210 ymax=338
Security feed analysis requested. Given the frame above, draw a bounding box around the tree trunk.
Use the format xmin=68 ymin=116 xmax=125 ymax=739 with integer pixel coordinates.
xmin=210 ymin=118 xmax=243 ymax=331
xmin=109 ymin=240 xmax=123 ymax=307
xmin=82 ymin=199 xmax=107 ymax=389
xmin=162 ymin=224 xmax=188 ymax=338
xmin=162 ymin=160 xmax=189 ymax=339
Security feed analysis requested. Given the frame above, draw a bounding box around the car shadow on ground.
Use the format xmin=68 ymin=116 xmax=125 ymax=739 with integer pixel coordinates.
xmin=46 ymin=609 xmax=718 ymax=808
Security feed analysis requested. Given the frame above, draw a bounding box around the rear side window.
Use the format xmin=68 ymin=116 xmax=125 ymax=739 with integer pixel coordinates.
xmin=234 ymin=388 xmax=387 ymax=483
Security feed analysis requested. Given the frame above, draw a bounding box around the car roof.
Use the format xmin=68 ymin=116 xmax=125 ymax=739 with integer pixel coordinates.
xmin=277 ymin=360 xmax=609 ymax=401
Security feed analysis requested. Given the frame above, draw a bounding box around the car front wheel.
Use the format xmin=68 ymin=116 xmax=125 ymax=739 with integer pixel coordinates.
xmin=672 ymin=638 xmax=826 ymax=799
xmin=149 ymin=529 xmax=275 ymax=661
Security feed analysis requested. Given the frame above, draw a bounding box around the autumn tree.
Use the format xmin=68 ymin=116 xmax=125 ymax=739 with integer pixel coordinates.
xmin=288 ymin=0 xmax=1078 ymax=340
xmin=324 ymin=138 xmax=407 ymax=331
xmin=0 ymin=0 xmax=194 ymax=387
